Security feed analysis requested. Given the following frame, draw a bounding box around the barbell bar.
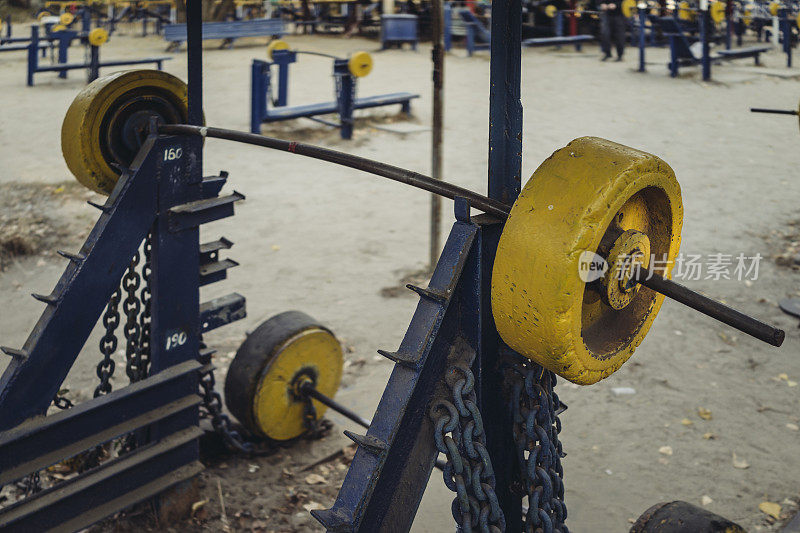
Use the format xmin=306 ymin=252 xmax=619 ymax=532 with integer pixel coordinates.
xmin=160 ymin=124 xmax=785 ymax=349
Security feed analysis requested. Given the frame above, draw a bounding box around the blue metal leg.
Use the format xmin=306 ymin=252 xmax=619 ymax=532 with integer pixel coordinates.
xmin=638 ymin=11 xmax=646 ymax=72
xmin=250 ymin=60 xmax=266 ymax=133
xmin=335 ymin=60 xmax=355 ymax=140
xmin=57 ymin=34 xmax=69 ymax=79
xmin=701 ymin=10 xmax=710 ymax=81
xmin=668 ymin=35 xmax=679 ymax=77
xmin=27 ymin=26 xmax=37 ymax=86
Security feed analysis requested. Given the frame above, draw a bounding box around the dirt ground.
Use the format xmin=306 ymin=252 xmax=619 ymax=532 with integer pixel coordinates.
xmin=1 ymin=19 xmax=800 ymax=533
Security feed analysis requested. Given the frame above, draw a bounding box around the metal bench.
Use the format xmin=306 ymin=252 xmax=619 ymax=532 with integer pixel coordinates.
xmin=163 ymin=18 xmax=285 ymax=49
xmin=522 ymin=35 xmax=595 ymax=51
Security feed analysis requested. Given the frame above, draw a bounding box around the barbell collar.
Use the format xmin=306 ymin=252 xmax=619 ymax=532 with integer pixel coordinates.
xmin=635 ymin=268 xmax=785 ymax=347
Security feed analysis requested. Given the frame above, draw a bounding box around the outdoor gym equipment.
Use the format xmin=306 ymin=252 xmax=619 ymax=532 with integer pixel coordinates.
xmin=0 ymin=1 xmax=786 ymax=531
xmin=26 ymin=24 xmax=170 ymax=86
xmin=250 ymin=41 xmax=419 ymax=140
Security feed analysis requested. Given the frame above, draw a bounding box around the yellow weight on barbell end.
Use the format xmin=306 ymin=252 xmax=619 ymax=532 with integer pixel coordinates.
xmin=491 ymin=137 xmax=684 ymax=386
xmin=545 ymin=4 xmax=557 ymax=17
xmin=266 ymin=38 xmax=289 ymax=60
xmin=678 ymin=1 xmax=693 ymax=20
xmin=61 ymin=70 xmax=189 ymax=195
xmin=710 ymin=1 xmax=725 ymax=23
xmin=621 ymin=0 xmax=637 ymax=18
xmin=224 ymin=311 xmax=344 ymax=441
xmin=769 ymin=1 xmax=780 ymax=16
xmin=796 ymin=11 xmax=800 ymax=29
xmin=348 ymin=51 xmax=373 ymax=77
xmin=88 ymin=27 xmax=108 ymax=46
xmin=59 ymin=12 xmax=74 ymax=25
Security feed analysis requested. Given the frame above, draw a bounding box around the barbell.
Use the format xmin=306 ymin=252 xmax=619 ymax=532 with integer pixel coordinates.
xmin=751 ymin=97 xmax=800 ymax=132
xmin=61 ymin=70 xmax=785 ymax=388
xmin=675 ymin=0 xmax=727 ymax=23
xmin=266 ymin=39 xmax=373 ymax=78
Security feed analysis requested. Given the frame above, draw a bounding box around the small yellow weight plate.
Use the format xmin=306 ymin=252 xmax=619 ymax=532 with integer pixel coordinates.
xmin=51 ymin=24 xmax=66 ymax=32
xmin=61 ymin=69 xmax=189 ymax=194
xmin=769 ymin=1 xmax=780 ymax=15
xmin=545 ymin=4 xmax=558 ymax=17
xmin=743 ymin=8 xmax=752 ymax=24
xmin=348 ymin=51 xmax=373 ymax=77
xmin=710 ymin=1 xmax=725 ymax=23
xmin=88 ymin=27 xmax=108 ymax=46
xmin=37 ymin=11 xmax=51 ymax=21
xmin=266 ymin=38 xmax=289 ymax=60
xmin=678 ymin=1 xmax=693 ymax=20
xmin=491 ymin=137 xmax=683 ymax=385
xmin=796 ymin=11 xmax=800 ymax=29
xmin=224 ymin=311 xmax=344 ymax=441
xmin=59 ymin=12 xmax=74 ymax=25
xmin=622 ymin=0 xmax=637 ymax=18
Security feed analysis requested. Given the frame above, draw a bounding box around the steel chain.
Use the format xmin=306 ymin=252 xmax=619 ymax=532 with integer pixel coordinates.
xmin=135 ymin=234 xmax=153 ymax=381
xmin=430 ymin=363 xmax=506 ymax=533
xmin=94 ymin=288 xmax=121 ymax=397
xmin=122 ymin=251 xmax=143 ymax=382
xmin=509 ymin=362 xmax=568 ymax=533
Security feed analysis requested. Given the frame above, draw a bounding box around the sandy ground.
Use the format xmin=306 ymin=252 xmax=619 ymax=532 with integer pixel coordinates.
xmin=1 ymin=20 xmax=800 ymax=532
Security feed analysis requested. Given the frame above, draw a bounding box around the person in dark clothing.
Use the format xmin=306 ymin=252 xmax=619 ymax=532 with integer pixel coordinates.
xmin=598 ymin=0 xmax=626 ymax=60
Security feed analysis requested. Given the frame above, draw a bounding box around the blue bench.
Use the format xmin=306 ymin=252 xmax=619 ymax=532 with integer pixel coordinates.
xmin=251 ymin=52 xmax=419 ymax=139
xmin=654 ymin=17 xmax=771 ymax=77
xmin=522 ymin=35 xmax=595 ymax=51
xmin=163 ymin=18 xmax=285 ymax=49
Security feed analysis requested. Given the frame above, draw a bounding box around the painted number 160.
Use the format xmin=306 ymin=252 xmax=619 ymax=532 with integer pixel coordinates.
xmin=163 ymin=147 xmax=182 ymax=161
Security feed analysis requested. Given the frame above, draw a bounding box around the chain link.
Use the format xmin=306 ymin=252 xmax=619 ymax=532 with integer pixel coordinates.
xmin=136 ymin=234 xmax=153 ymax=381
xmin=94 ymin=288 xmax=121 ymax=397
xmin=508 ymin=362 xmax=568 ymax=533
xmin=431 ymin=362 xmax=506 ymax=533
xmin=122 ymin=251 xmax=143 ymax=383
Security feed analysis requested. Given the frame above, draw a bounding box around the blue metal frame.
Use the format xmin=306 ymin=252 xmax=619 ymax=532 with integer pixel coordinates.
xmin=250 ymin=50 xmax=418 ymax=140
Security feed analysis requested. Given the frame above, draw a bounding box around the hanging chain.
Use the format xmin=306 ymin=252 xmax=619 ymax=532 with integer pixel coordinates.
xmin=94 ymin=288 xmax=121 ymax=397
xmin=136 ymin=234 xmax=153 ymax=381
xmin=122 ymin=251 xmax=143 ymax=383
xmin=52 ymin=391 xmax=74 ymax=410
xmin=197 ymin=342 xmax=260 ymax=455
xmin=430 ymin=362 xmax=506 ymax=533
xmin=508 ymin=362 xmax=568 ymax=533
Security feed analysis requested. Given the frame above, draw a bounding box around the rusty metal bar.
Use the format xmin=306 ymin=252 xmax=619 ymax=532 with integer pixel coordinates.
xmin=429 ymin=0 xmax=444 ymax=272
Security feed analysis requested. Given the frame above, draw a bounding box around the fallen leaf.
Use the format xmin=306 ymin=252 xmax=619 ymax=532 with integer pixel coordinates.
xmin=248 ymin=464 xmax=260 ymax=473
xmin=305 ymin=473 xmax=326 ymax=485
xmin=701 ymin=495 xmax=713 ymax=506
xmin=732 ymin=452 xmax=749 ymax=469
xmin=303 ymin=501 xmax=324 ymax=512
xmin=759 ymin=501 xmax=782 ymax=519
xmin=697 ymin=407 xmax=713 ymax=420
xmin=786 ymin=423 xmax=799 ymax=431
xmin=681 ymin=418 xmax=694 ymax=426
xmin=703 ymin=432 xmax=716 ymax=440
xmin=788 ymin=380 xmax=798 ymax=387
xmin=191 ymin=499 xmax=208 ymax=517
xmin=271 ymin=244 xmax=280 ymax=251
xmin=778 ymin=373 xmax=789 ymax=380
xmin=659 ymin=446 xmax=673 ymax=456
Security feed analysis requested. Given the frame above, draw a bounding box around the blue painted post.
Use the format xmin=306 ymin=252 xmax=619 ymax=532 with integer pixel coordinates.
xmin=668 ymin=34 xmax=679 ymax=76
xmin=444 ymin=3 xmax=452 ymax=52
xmin=274 ymin=52 xmax=294 ymax=107
xmin=57 ymin=33 xmax=69 ymax=79
xmin=26 ymin=26 xmax=38 ymax=86
xmin=780 ymin=9 xmax=791 ymax=67
xmin=486 ymin=0 xmax=524 ymax=529
xmin=82 ymin=7 xmax=90 ymax=33
xmin=250 ymin=60 xmax=266 ymax=133
xmin=701 ymin=9 xmax=711 ymax=81
xmin=466 ymin=23 xmax=475 ymax=56
xmin=555 ymin=10 xmax=564 ymax=36
xmin=88 ymin=45 xmax=99 ymax=82
xmin=335 ymin=59 xmax=355 ymax=139
xmin=638 ymin=10 xmax=647 ymax=71
xmin=725 ymin=12 xmax=732 ymax=48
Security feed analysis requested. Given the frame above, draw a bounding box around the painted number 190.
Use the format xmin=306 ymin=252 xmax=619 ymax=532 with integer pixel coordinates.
xmin=166 ymin=331 xmax=188 ymax=351
xmin=163 ymin=147 xmax=182 ymax=161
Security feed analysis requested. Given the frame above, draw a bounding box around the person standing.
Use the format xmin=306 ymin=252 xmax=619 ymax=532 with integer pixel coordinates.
xmin=597 ymin=0 xmax=626 ymax=60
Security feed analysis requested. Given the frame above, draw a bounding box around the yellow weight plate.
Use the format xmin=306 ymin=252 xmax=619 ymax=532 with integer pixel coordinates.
xmin=743 ymin=8 xmax=752 ymax=24
xmin=224 ymin=311 xmax=344 ymax=441
xmin=710 ymin=1 xmax=725 ymax=23
xmin=348 ymin=51 xmax=373 ymax=78
xmin=266 ymin=38 xmax=289 ymax=60
xmin=491 ymin=137 xmax=683 ymax=385
xmin=88 ymin=27 xmax=108 ymax=46
xmin=796 ymin=11 xmax=800 ymax=29
xmin=51 ymin=24 xmax=66 ymax=32
xmin=545 ymin=4 xmax=557 ymax=17
xmin=769 ymin=1 xmax=780 ymax=15
xmin=622 ymin=0 xmax=637 ymax=18
xmin=59 ymin=12 xmax=74 ymax=25
xmin=678 ymin=1 xmax=693 ymax=20
xmin=61 ymin=70 xmax=189 ymax=194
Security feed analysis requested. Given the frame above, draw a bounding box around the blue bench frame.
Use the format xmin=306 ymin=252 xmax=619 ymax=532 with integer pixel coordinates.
xmin=250 ymin=50 xmax=419 ymax=139
xmin=164 ymin=18 xmax=285 ymax=49
xmin=27 ymin=26 xmax=170 ymax=86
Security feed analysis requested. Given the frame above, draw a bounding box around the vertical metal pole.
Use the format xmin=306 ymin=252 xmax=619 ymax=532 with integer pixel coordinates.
xmin=57 ymin=34 xmax=68 ymax=79
xmin=27 ymin=25 xmax=37 ymax=87
xmin=186 ymin=0 xmax=203 ymax=128
xmin=725 ymin=0 xmax=732 ymax=49
xmin=429 ymin=0 xmax=444 ymax=270
xmin=488 ymin=0 xmax=522 ymax=204
xmin=484 ymin=0 xmax=523 ymax=529
xmin=88 ymin=45 xmax=99 ymax=82
xmin=700 ymin=4 xmax=710 ymax=81
xmin=638 ymin=10 xmax=646 ymax=72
